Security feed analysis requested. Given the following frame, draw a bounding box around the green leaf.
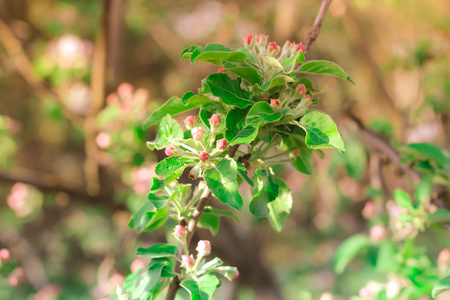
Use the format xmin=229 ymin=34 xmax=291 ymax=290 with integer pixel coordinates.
xmin=147 ymin=192 xmax=169 ymax=209
xmin=185 ymin=43 xmax=247 ymax=65
xmin=261 ymin=74 xmax=296 ymax=91
xmin=334 ymin=234 xmax=371 ymax=274
xmin=137 ymin=243 xmax=178 ymax=258
xmin=296 ymin=60 xmax=355 ymax=84
xmin=261 ymin=55 xmax=284 ymax=70
xmin=204 ymin=158 xmax=243 ymax=210
xmin=144 ymin=208 xmax=168 ymax=232
xmin=144 ymin=96 xmax=212 ymax=129
xmin=393 ymin=189 xmax=414 ymax=211
xmin=432 ymin=276 xmax=450 ymax=298
xmin=406 ymin=143 xmax=449 ymax=167
xmin=415 ymin=177 xmax=432 ymax=205
xmin=181 ymin=91 xmax=195 ymax=105
xmin=343 ymin=138 xmax=367 ymax=180
xmin=282 ymin=51 xmax=305 ymax=73
xmin=198 ymin=213 xmax=220 ymax=235
xmin=155 ymin=157 xmax=185 ymax=179
xmin=146 ymin=114 xmax=184 ymax=150
xmin=428 ymin=209 xmax=450 ymax=224
xmin=376 ymin=241 xmax=398 ymax=273
xmin=128 ymin=202 xmax=155 ymax=233
xmin=291 ymin=145 xmax=313 ymax=175
xmin=150 ymin=177 xmax=165 ymax=192
xmin=226 ymin=66 xmax=262 ymax=85
xmin=181 ymin=274 xmax=220 ymax=300
xmin=298 ymin=110 xmax=345 ymax=152
xmin=203 ymin=206 xmax=239 ymax=221
xmin=225 ymin=102 xmax=282 ymax=145
xmin=205 ymin=73 xmax=253 ymax=108
xmin=250 ymin=169 xmax=280 ymax=217
xmin=268 ymin=178 xmax=292 ymax=231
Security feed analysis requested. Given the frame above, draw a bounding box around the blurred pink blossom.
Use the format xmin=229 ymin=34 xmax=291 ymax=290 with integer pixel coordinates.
xmin=130 ymin=258 xmax=146 ymax=273
xmin=7 ymin=183 xmax=31 ymax=217
xmin=96 ymin=132 xmax=111 ymax=149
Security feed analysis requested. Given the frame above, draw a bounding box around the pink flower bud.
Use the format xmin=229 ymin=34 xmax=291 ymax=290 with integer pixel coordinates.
xmin=370 ymin=225 xmax=386 ymax=242
xmin=110 ymin=273 xmax=125 ymax=286
xmin=243 ymin=34 xmax=254 ymax=46
xmin=196 ymin=240 xmax=211 ymax=256
xmin=191 ymin=127 xmax=205 ymax=140
xmin=438 ymin=249 xmax=450 ymax=267
xmin=296 ymin=43 xmax=306 ymax=54
xmin=217 ymin=139 xmax=228 ymax=151
xmin=362 ymin=201 xmax=376 ymax=219
xmin=185 ymin=115 xmax=196 ymax=130
xmin=96 ymin=132 xmax=111 ymax=149
xmin=303 ymin=95 xmax=312 ymax=105
xmin=256 ymin=34 xmax=268 ymax=44
xmin=165 ymin=145 xmax=176 ymax=157
xmin=270 ymin=99 xmax=280 ymax=107
xmin=181 ymin=255 xmax=195 ymax=268
xmin=209 ymin=114 xmax=221 ymax=127
xmin=199 ymin=151 xmax=209 ymax=162
xmin=386 ymin=278 xmax=401 ymax=298
xmin=9 ymin=276 xmax=19 ymax=287
xmin=217 ymin=67 xmax=226 ymax=73
xmin=189 ymin=165 xmax=201 ymax=179
xmin=117 ymin=83 xmax=133 ymax=98
xmin=130 ymin=258 xmax=146 ymax=273
xmin=174 ymin=225 xmax=186 ymax=238
xmin=292 ymin=149 xmax=301 ymax=157
xmin=320 ymin=292 xmax=334 ymax=300
xmin=267 ymin=42 xmax=279 ymax=53
xmin=296 ymin=84 xmax=307 ymax=97
xmin=359 ymin=287 xmax=372 ymax=299
xmin=0 ymin=248 xmax=10 ymax=262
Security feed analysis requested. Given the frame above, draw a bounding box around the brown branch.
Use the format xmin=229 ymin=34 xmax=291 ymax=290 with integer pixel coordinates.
xmin=303 ymin=0 xmax=332 ymax=52
xmin=345 ymin=104 xmax=421 ymax=185
xmin=165 ymin=144 xmax=240 ymax=300
xmin=84 ymin=0 xmax=111 ymax=196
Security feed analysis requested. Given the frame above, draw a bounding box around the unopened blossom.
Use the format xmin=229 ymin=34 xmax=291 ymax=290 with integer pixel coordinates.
xmin=271 ymin=99 xmax=280 ymax=107
xmin=217 ymin=67 xmax=226 ymax=73
xmin=230 ymin=269 xmax=239 ymax=280
xmin=255 ymin=34 xmax=268 ymax=47
xmin=189 ymin=165 xmax=200 ymax=179
xmin=359 ymin=287 xmax=372 ymax=299
xmin=296 ymin=84 xmax=307 ymax=97
xmin=386 ymin=278 xmax=401 ymax=298
xmin=243 ymin=34 xmax=254 ymax=46
xmin=296 ymin=43 xmax=306 ymax=54
xmin=130 ymin=259 xmax=146 ymax=273
xmin=191 ymin=127 xmax=205 ymax=140
xmin=209 ymin=114 xmax=221 ymax=128
xmin=267 ymin=42 xmax=280 ymax=55
xmin=196 ymin=240 xmax=211 ymax=256
xmin=292 ymin=149 xmax=301 ymax=157
xmin=370 ymin=225 xmax=386 ymax=242
xmin=320 ymin=292 xmax=334 ymax=300
xmin=217 ymin=139 xmax=228 ymax=151
xmin=0 ymin=248 xmax=10 ymax=262
xmin=438 ymin=249 xmax=450 ymax=266
xmin=165 ymin=145 xmax=176 ymax=157
xmin=181 ymin=255 xmax=195 ymax=268
xmin=96 ymin=132 xmax=111 ymax=149
xmin=174 ymin=225 xmax=186 ymax=238
xmin=110 ymin=273 xmax=125 ymax=286
xmin=199 ymin=151 xmax=209 ymax=162
xmin=9 ymin=276 xmax=19 ymax=287
xmin=362 ymin=201 xmax=376 ymax=219
xmin=117 ymin=82 xmax=134 ymax=99
xmin=184 ymin=115 xmax=196 ymax=129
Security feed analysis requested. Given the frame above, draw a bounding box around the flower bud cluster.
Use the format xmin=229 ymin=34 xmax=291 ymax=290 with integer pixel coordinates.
xmin=243 ymin=34 xmax=306 ymax=63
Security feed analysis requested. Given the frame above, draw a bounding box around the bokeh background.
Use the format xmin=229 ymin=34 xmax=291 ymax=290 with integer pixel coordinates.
xmin=0 ymin=0 xmax=449 ymax=299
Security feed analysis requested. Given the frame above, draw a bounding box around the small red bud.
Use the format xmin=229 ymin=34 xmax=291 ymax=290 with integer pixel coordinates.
xmin=199 ymin=151 xmax=209 ymax=162
xmin=296 ymin=43 xmax=306 ymax=53
xmin=296 ymin=84 xmax=307 ymax=97
xmin=185 ymin=115 xmax=196 ymax=130
xmin=370 ymin=225 xmax=386 ymax=242
xmin=243 ymin=34 xmax=254 ymax=46
xmin=196 ymin=240 xmax=211 ymax=256
xmin=174 ymin=225 xmax=186 ymax=238
xmin=165 ymin=145 xmax=176 ymax=157
xmin=293 ymin=149 xmax=301 ymax=157
xmin=256 ymin=34 xmax=267 ymax=43
xmin=209 ymin=114 xmax=221 ymax=127
xmin=0 ymin=248 xmax=10 ymax=262
xmin=181 ymin=255 xmax=195 ymax=268
xmin=267 ymin=42 xmax=279 ymax=53
xmin=217 ymin=67 xmax=226 ymax=73
xmin=270 ymin=99 xmax=280 ymax=107
xmin=96 ymin=132 xmax=111 ymax=149
xmin=217 ymin=139 xmax=228 ymax=150
xmin=191 ymin=127 xmax=205 ymax=140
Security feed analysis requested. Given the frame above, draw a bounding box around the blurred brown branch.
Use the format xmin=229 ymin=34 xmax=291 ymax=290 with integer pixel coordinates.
xmin=303 ymin=0 xmax=332 ymax=52
xmin=84 ymin=0 xmax=112 ymax=196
